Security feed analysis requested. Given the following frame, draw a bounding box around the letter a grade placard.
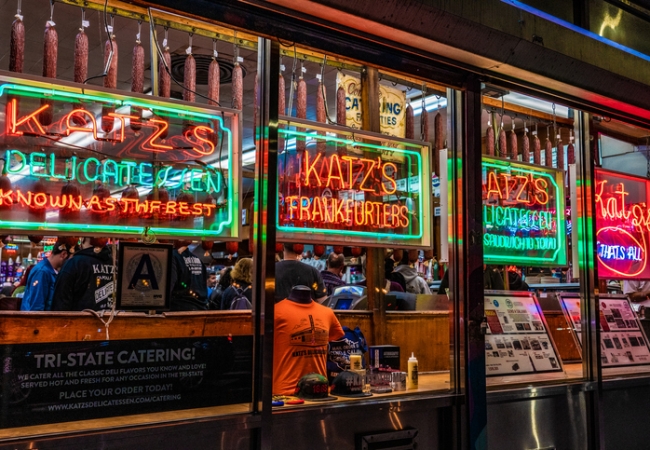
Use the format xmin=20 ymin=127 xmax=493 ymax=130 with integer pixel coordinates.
xmin=0 ymin=74 xmax=241 ymax=240
xmin=117 ymin=242 xmax=172 ymax=311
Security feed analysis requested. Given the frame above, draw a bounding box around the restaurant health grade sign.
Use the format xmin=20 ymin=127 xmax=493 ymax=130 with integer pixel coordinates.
xmin=0 ymin=72 xmax=241 ymax=240
xmin=277 ymin=117 xmax=431 ymax=248
xmin=595 ymin=168 xmax=650 ymax=279
xmin=482 ymin=156 xmax=567 ymax=266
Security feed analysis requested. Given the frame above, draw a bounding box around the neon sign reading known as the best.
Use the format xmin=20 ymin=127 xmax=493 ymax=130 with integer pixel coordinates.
xmin=276 ymin=120 xmax=431 ymax=248
xmin=482 ymin=157 xmax=566 ymax=266
xmin=595 ymin=169 xmax=650 ymax=279
xmin=0 ymin=74 xmax=240 ymax=239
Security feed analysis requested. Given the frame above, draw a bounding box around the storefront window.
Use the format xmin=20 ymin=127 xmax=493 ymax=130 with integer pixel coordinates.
xmin=270 ymin=47 xmax=456 ymax=405
xmin=480 ymin=87 xmax=587 ymax=386
xmin=0 ymin=0 xmax=257 ymax=434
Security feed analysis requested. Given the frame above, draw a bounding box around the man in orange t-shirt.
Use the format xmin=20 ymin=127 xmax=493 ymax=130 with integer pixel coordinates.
xmin=273 ymin=298 xmax=345 ymax=395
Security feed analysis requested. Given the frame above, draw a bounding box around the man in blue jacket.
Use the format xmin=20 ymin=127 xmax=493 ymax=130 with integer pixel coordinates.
xmin=21 ymin=239 xmax=74 ymax=311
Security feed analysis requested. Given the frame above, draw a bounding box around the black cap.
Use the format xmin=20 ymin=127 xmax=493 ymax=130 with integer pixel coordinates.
xmin=330 ymin=371 xmax=372 ymax=398
xmin=294 ymin=373 xmax=337 ymax=402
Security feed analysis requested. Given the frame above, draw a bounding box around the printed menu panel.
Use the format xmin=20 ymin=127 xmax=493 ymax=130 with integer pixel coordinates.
xmin=559 ymin=294 xmax=650 ymax=367
xmin=484 ymin=293 xmax=563 ymax=376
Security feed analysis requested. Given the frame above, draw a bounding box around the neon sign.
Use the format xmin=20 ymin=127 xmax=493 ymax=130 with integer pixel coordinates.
xmin=482 ymin=157 xmax=566 ymax=266
xmin=0 ymin=73 xmax=241 ymax=239
xmin=276 ymin=118 xmax=431 ymax=248
xmin=595 ymin=168 xmax=650 ymax=279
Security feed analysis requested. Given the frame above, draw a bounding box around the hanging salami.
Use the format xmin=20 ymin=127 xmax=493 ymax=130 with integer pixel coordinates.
xmin=102 ymin=32 xmax=118 ymax=133
xmin=405 ymin=103 xmax=414 ymax=140
xmin=486 ymin=124 xmax=495 ymax=156
xmin=557 ymin=133 xmax=564 ymax=171
xmin=41 ymin=19 xmax=58 ymax=126
xmin=232 ymin=60 xmax=243 ymax=110
xmin=130 ymin=31 xmax=144 ymax=131
xmin=337 ymin=85 xmax=346 ymax=126
xmin=545 ymin=136 xmax=553 ymax=168
xmin=434 ymin=112 xmax=444 ymax=151
xmin=533 ymin=132 xmax=541 ymax=165
xmin=498 ymin=127 xmax=507 ymax=158
xmin=159 ymin=33 xmax=171 ymax=98
xmin=207 ymin=51 xmax=220 ymax=105
xmin=296 ymin=70 xmax=307 ymax=153
xmin=509 ymin=121 xmax=518 ymax=160
xmin=183 ymin=54 xmax=196 ymax=103
xmin=522 ymin=125 xmax=530 ymax=163
xmin=74 ymin=28 xmax=88 ymax=83
xmin=10 ymin=9 xmax=24 ymax=73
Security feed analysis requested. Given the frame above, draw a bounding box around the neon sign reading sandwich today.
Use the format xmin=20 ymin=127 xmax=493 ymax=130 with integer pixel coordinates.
xmin=0 ymin=74 xmax=240 ymax=239
xmin=482 ymin=157 xmax=566 ymax=266
xmin=276 ymin=119 xmax=432 ymax=248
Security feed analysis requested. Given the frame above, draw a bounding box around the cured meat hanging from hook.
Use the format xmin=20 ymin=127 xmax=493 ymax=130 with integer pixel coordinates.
xmin=510 ymin=119 xmax=518 ymax=160
xmin=10 ymin=5 xmax=24 ymax=73
xmin=405 ymin=103 xmax=414 ymax=139
xmin=545 ymin=134 xmax=553 ymax=168
xmin=41 ymin=17 xmax=58 ymax=126
xmin=486 ymin=123 xmax=495 ymax=156
xmin=316 ymin=75 xmax=327 ymax=154
xmin=232 ymin=55 xmax=243 ymax=110
xmin=207 ymin=47 xmax=220 ymax=106
xmin=498 ymin=125 xmax=507 ymax=158
xmin=522 ymin=125 xmax=530 ymax=163
xmin=434 ymin=112 xmax=444 ymax=152
xmin=130 ymin=28 xmax=145 ymax=131
xmin=74 ymin=27 xmax=88 ymax=83
xmin=159 ymin=31 xmax=171 ymax=98
xmin=102 ymin=27 xmax=118 ymax=133
xmin=296 ymin=68 xmax=307 ymax=153
xmin=533 ymin=129 xmax=541 ymax=165
xmin=337 ymin=83 xmax=346 ymax=126
xmin=183 ymin=35 xmax=196 ymax=103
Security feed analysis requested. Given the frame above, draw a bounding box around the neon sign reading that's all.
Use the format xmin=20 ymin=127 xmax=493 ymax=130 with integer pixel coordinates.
xmin=482 ymin=157 xmax=566 ymax=266
xmin=0 ymin=75 xmax=240 ymax=239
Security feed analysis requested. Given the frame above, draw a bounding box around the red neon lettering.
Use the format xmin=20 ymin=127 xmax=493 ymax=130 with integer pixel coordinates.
xmin=144 ymin=119 xmax=173 ymax=152
xmin=533 ymin=178 xmax=549 ymax=205
xmin=486 ymin=171 xmax=502 ymax=201
xmin=514 ymin=175 xmax=530 ymax=205
xmin=107 ymin=113 xmax=138 ymax=142
xmin=7 ymin=99 xmax=47 ymax=136
xmin=178 ymin=202 xmax=190 ymax=216
xmin=184 ymin=126 xmax=216 ymax=156
xmin=326 ymin=155 xmax=345 ymax=189
xmin=0 ymin=190 xmax=14 ymax=206
xmin=203 ymin=203 xmax=216 ymax=218
xmin=164 ymin=201 xmax=177 ymax=215
xmin=66 ymin=109 xmax=99 ymax=140
xmin=311 ymin=196 xmax=323 ymax=222
xmin=359 ymin=158 xmax=377 ymax=192
xmin=382 ymin=162 xmax=397 ymax=195
xmin=303 ymin=153 xmax=322 ymax=187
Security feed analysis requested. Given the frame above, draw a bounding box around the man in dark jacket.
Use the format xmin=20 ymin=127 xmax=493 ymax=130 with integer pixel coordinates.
xmin=170 ymin=240 xmax=208 ymax=310
xmin=51 ymin=238 xmax=114 ymax=311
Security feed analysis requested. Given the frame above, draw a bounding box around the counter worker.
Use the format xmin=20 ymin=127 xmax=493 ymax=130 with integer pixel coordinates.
xmin=207 ymin=269 xmax=218 ymax=298
xmin=622 ymin=280 xmax=650 ymax=315
xmin=273 ymin=285 xmax=345 ymax=395
xmin=275 ymin=243 xmax=327 ymax=302
xmin=170 ymin=240 xmax=209 ymax=311
xmin=21 ymin=239 xmax=72 ymax=311
xmin=320 ymin=253 xmax=346 ymax=296
xmin=51 ymin=238 xmax=114 ymax=311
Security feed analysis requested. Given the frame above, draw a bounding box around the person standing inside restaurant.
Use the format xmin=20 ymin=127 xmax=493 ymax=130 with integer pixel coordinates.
xmin=169 ymin=240 xmax=209 ymax=311
xmin=275 ymin=244 xmax=327 ymax=302
xmin=221 ymin=258 xmax=253 ymax=310
xmin=321 ymin=252 xmax=346 ymax=296
xmin=21 ymin=239 xmax=73 ymax=311
xmin=51 ymin=237 xmax=114 ymax=311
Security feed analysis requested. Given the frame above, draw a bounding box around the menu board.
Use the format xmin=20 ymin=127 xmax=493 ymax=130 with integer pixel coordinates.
xmin=484 ymin=292 xmax=563 ymax=376
xmin=559 ymin=293 xmax=650 ymax=367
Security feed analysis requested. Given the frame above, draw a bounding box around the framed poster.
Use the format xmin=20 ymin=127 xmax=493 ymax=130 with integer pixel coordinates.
xmin=484 ymin=291 xmax=563 ymax=376
xmin=558 ymin=293 xmax=650 ymax=367
xmin=116 ymin=242 xmax=172 ymax=311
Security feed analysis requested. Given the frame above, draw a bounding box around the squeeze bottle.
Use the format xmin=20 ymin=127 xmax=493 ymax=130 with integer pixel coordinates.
xmin=407 ymin=352 xmax=418 ymax=390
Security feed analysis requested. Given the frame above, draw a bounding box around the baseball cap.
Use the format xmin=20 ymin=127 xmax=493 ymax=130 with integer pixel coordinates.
xmin=294 ymin=373 xmax=337 ymax=402
xmin=330 ymin=371 xmax=372 ymax=398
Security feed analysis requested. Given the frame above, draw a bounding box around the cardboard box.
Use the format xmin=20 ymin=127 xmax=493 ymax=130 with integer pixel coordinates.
xmin=369 ymin=345 xmax=400 ymax=370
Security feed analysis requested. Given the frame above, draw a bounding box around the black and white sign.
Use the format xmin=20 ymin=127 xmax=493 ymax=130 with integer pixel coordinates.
xmin=117 ymin=242 xmax=172 ymax=311
xmin=484 ymin=291 xmax=563 ymax=376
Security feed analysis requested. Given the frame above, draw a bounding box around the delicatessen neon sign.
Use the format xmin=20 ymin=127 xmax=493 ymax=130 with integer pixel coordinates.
xmin=276 ymin=120 xmax=431 ymax=248
xmin=595 ymin=169 xmax=650 ymax=279
xmin=0 ymin=74 xmax=240 ymax=239
xmin=482 ymin=157 xmax=566 ymax=266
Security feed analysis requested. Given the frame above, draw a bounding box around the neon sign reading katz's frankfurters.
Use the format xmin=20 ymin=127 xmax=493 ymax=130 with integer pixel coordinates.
xmin=0 ymin=74 xmax=240 ymax=239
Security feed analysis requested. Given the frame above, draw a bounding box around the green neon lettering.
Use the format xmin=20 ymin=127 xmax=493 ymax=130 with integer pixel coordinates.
xmin=102 ymin=159 xmax=119 ymax=185
xmin=120 ymin=161 xmax=137 ymax=186
xmin=83 ymin=158 xmax=100 ymax=182
xmin=190 ymin=169 xmax=203 ymax=192
xmin=29 ymin=152 xmax=47 ymax=177
xmin=169 ymin=168 xmax=187 ymax=190
xmin=6 ymin=150 xmax=26 ymax=174
xmin=138 ymin=163 xmax=153 ymax=187
xmin=206 ymin=171 xmax=221 ymax=193
xmin=48 ymin=153 xmax=66 ymax=180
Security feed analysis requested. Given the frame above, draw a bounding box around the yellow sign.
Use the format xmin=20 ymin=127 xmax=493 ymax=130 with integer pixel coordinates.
xmin=336 ymin=73 xmax=406 ymax=138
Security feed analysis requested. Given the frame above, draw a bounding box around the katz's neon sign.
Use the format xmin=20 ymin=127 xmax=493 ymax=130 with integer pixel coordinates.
xmin=276 ymin=120 xmax=431 ymax=248
xmin=482 ymin=157 xmax=566 ymax=266
xmin=0 ymin=74 xmax=241 ymax=240
xmin=595 ymin=169 xmax=650 ymax=279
